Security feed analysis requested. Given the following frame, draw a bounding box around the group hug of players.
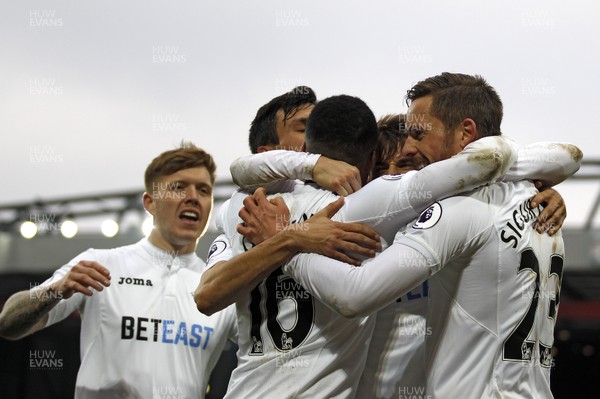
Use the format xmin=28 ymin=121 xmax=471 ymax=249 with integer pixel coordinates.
xmin=0 ymin=72 xmax=583 ymax=399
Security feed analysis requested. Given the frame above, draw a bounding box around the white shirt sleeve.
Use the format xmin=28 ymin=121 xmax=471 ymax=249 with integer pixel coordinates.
xmin=215 ymin=190 xmax=248 ymax=237
xmin=283 ymin=243 xmax=434 ymax=318
xmin=283 ymin=196 xmax=492 ymax=318
xmin=230 ymin=150 xmax=321 ymax=190
xmin=37 ymin=249 xmax=96 ymax=327
xmin=206 ymin=234 xmax=234 ymax=268
xmin=503 ymin=140 xmax=582 ymax=186
xmin=341 ymin=135 xmax=515 ymax=244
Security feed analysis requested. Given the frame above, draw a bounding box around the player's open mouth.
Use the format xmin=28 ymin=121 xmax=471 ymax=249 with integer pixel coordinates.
xmin=179 ymin=210 xmax=200 ymax=222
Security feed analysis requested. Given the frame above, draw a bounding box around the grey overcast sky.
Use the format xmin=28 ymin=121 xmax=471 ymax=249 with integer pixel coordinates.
xmin=1 ymin=0 xmax=598 ymax=227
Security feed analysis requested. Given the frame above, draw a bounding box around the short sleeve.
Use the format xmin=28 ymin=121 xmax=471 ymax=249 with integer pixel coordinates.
xmin=38 ymin=249 xmax=97 ymax=327
xmin=206 ymin=234 xmax=234 ymax=268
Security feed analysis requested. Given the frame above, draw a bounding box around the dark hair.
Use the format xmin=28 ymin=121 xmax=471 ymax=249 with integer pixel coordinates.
xmin=375 ymin=114 xmax=406 ymax=168
xmin=405 ymin=72 xmax=503 ymax=137
xmin=305 ymin=95 xmax=378 ymax=168
xmin=373 ymin=114 xmax=406 ymax=177
xmin=144 ymin=141 xmax=216 ymax=192
xmin=249 ymin=86 xmax=317 ymax=153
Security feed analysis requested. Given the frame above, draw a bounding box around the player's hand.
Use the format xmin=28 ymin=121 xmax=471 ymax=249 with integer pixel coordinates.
xmin=292 ymin=197 xmax=382 ymax=266
xmin=238 ymin=187 xmax=290 ymax=245
xmin=530 ymin=185 xmax=566 ymax=236
xmin=50 ymin=261 xmax=111 ymax=299
xmin=312 ymin=156 xmax=361 ymax=197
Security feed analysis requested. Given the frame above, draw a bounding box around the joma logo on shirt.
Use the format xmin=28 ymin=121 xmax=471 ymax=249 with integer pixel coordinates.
xmin=118 ymin=277 xmax=153 ymax=286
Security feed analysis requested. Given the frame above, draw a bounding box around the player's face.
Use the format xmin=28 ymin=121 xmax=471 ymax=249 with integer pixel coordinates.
xmin=275 ymin=103 xmax=314 ymax=152
xmin=374 ymin=151 xmax=418 ymax=177
xmin=144 ymin=166 xmax=213 ymax=253
xmin=384 ymin=160 xmax=418 ymax=176
xmin=402 ymin=95 xmax=463 ymax=166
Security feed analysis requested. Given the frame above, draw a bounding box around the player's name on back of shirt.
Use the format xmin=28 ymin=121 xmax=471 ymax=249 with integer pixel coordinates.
xmin=500 ymin=198 xmax=543 ymax=249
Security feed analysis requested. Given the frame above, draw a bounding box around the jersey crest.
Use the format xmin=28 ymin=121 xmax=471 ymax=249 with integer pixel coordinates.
xmin=207 ymin=240 xmax=228 ymax=260
xmin=412 ymin=202 xmax=442 ymax=229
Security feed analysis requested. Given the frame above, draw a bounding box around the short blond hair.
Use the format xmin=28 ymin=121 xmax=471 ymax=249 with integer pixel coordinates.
xmin=144 ymin=142 xmax=216 ymax=192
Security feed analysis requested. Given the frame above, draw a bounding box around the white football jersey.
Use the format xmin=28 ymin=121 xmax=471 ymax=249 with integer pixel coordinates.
xmin=284 ymin=181 xmax=565 ymax=398
xmin=356 ymin=282 xmax=428 ymax=399
xmin=397 ymin=180 xmax=564 ymax=398
xmin=216 ymin=137 xmax=578 ymax=398
xmin=37 ymin=239 xmax=237 ymax=399
xmin=210 ymin=164 xmax=488 ymax=398
xmin=209 ymin=183 xmax=375 ymax=398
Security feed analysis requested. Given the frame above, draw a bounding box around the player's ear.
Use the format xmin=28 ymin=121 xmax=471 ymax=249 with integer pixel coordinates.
xmin=142 ymin=192 xmax=156 ymax=216
xmin=459 ymin=118 xmax=478 ymax=149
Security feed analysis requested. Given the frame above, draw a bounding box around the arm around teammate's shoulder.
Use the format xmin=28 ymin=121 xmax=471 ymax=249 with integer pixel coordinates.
xmin=195 ymin=197 xmax=381 ymax=316
xmin=504 ymin=140 xmax=583 ymax=186
xmin=230 ymin=150 xmax=319 ymax=189
xmin=194 ymin=233 xmax=299 ymax=316
xmin=284 ymin=242 xmax=433 ymax=318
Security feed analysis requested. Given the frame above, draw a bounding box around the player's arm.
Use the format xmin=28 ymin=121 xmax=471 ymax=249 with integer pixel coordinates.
xmin=0 ymin=290 xmax=55 ymax=340
xmin=284 ymin=197 xmax=489 ymax=318
xmin=387 ymin=136 xmax=581 ymax=214
xmin=341 ymin=135 xmax=515 ymax=243
xmin=503 ymin=141 xmax=583 ymax=187
xmin=342 ymin=137 xmax=578 ymax=242
xmin=194 ymin=198 xmax=380 ymax=316
xmin=232 ymin=137 xmax=513 ymax=249
xmin=233 ymin=144 xmax=508 ymax=248
xmin=502 ymin=140 xmax=581 ymax=235
xmin=230 ymin=150 xmax=361 ymax=196
xmin=284 ymin=242 xmax=432 ymax=317
xmin=0 ymin=260 xmax=110 ymax=340
xmin=195 ymin=235 xmax=297 ymax=316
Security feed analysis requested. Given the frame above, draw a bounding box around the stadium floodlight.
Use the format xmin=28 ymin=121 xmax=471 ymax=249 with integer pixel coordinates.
xmin=101 ymin=219 xmax=119 ymax=238
xmin=61 ymin=220 xmax=78 ymax=238
xmin=20 ymin=221 xmax=38 ymax=239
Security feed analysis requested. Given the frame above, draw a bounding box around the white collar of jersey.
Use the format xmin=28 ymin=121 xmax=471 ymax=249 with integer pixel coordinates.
xmin=139 ymin=238 xmax=200 ymax=271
